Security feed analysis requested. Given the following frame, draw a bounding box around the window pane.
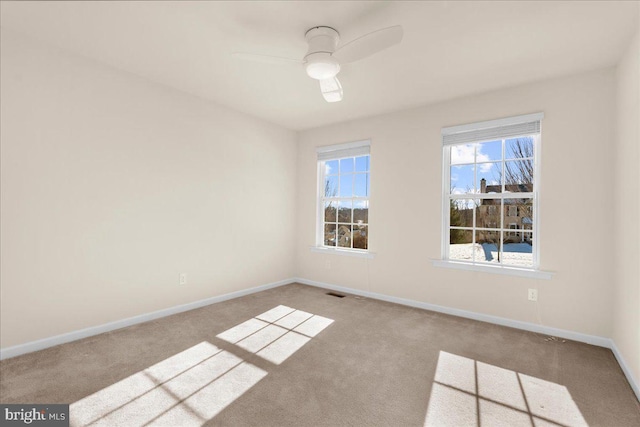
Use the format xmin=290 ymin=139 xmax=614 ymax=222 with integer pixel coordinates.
xmin=324 ymin=201 xmax=337 ymax=222
xmin=477 ymin=162 xmax=502 ymax=194
xmin=503 ymin=232 xmax=533 ymax=267
xmin=503 ymin=198 xmax=533 ymax=235
xmin=504 ymin=160 xmax=533 ymax=192
xmin=325 ymin=175 xmax=338 ymax=197
xmin=337 ymin=224 xmax=352 ymax=248
xmin=449 ymin=229 xmax=475 ymax=261
xmin=354 ymin=173 xmax=369 ymax=197
xmin=340 ymin=158 xmax=354 ymax=173
xmin=450 ymin=164 xmax=475 ymax=194
xmin=355 ymin=156 xmax=370 ymax=172
xmin=445 ymin=128 xmax=537 ymax=268
xmin=339 ymin=174 xmax=354 ymax=197
xmin=450 ymin=199 xmax=475 ymax=228
xmin=506 ymin=137 xmax=534 ymax=160
xmin=319 ymin=152 xmax=370 ymax=253
xmin=353 ymin=200 xmax=368 ymax=224
xmin=477 ymin=140 xmax=502 ymax=161
xmin=353 ymin=225 xmax=368 ymax=249
xmin=324 ymin=224 xmax=336 ymax=247
xmin=451 ymin=144 xmax=476 ymax=165
xmin=476 ymin=199 xmax=501 ymax=229
xmin=337 ymin=200 xmax=352 ymax=223
xmin=325 ymin=160 xmax=339 ymax=175
xmin=476 ymin=230 xmax=501 ymax=264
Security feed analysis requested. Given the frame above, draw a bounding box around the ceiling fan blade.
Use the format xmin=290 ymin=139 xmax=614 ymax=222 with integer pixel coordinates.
xmin=333 ymin=25 xmax=403 ymax=64
xmin=231 ymin=52 xmax=303 ymax=65
xmin=320 ymin=77 xmax=343 ymax=103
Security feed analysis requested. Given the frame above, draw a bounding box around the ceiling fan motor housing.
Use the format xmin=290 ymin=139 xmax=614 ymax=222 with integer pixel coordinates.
xmin=304 ymin=26 xmax=341 ymax=80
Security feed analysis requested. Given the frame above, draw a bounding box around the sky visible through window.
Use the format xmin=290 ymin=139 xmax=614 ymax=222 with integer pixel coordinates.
xmin=323 ymin=155 xmax=370 ymax=250
xmin=324 ymin=156 xmax=369 ymax=197
xmin=450 ymin=137 xmax=534 ymax=194
xmin=448 ymin=136 xmax=536 ymax=268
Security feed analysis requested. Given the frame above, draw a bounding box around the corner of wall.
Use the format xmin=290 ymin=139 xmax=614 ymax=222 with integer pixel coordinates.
xmin=612 ymin=22 xmax=640 ymax=399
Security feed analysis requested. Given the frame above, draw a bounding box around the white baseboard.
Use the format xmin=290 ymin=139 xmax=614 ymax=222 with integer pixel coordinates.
xmin=0 ymin=278 xmax=294 ymax=360
xmin=295 ymin=277 xmax=610 ymax=346
xmin=610 ymin=340 xmax=640 ymax=402
xmin=3 ymin=275 xmax=638 ymax=402
xmin=294 ymin=277 xmax=639 ymax=401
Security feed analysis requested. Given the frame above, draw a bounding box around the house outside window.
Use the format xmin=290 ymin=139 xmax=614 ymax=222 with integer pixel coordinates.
xmin=316 ymin=141 xmax=370 ymax=254
xmin=440 ymin=113 xmax=543 ymax=272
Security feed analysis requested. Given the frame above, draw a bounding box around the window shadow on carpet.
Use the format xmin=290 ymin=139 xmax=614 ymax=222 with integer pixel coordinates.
xmin=424 ymin=351 xmax=588 ymax=427
xmin=69 ymin=305 xmax=334 ymax=426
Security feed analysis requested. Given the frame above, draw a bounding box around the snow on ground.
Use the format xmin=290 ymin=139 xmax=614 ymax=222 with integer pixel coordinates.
xmin=449 ymin=243 xmax=533 ymax=267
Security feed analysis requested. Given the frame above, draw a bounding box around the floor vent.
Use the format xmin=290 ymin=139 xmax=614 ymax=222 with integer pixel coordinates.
xmin=326 ymin=292 xmax=346 ymax=298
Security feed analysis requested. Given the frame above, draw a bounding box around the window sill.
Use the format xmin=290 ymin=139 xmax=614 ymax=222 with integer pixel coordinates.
xmin=430 ymin=259 xmax=553 ymax=280
xmin=310 ymin=246 xmax=375 ymax=259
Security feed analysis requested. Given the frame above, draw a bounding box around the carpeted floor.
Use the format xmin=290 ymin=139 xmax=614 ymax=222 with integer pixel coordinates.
xmin=1 ymin=283 xmax=639 ymax=426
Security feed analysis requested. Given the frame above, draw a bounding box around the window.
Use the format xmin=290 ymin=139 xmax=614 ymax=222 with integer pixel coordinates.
xmin=441 ymin=113 xmax=542 ymax=270
xmin=316 ymin=141 xmax=370 ymax=253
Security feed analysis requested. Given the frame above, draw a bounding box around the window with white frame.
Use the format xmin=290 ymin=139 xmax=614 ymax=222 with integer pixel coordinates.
xmin=317 ymin=141 xmax=370 ymax=251
xmin=442 ymin=113 xmax=542 ymax=269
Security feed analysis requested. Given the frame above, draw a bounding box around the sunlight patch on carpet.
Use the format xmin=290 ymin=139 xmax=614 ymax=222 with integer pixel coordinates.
xmin=69 ymin=342 xmax=266 ymax=427
xmin=257 ymin=331 xmax=311 ymax=364
xmin=256 ymin=305 xmax=296 ymax=323
xmin=424 ymin=351 xmax=588 ymax=427
xmin=236 ymin=324 xmax=289 ymax=353
xmin=216 ymin=305 xmax=334 ymax=365
xmin=71 ymin=306 xmax=334 ymax=426
xmin=215 ymin=318 xmax=269 ymax=344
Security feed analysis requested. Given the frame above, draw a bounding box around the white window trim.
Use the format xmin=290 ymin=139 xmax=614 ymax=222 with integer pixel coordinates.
xmin=313 ymin=140 xmax=372 ymax=257
xmin=309 ymin=246 xmax=375 ymax=259
xmin=439 ymin=113 xmax=553 ymax=279
xmin=431 ymin=259 xmax=553 ymax=280
xmin=442 ymin=112 xmax=543 ymax=143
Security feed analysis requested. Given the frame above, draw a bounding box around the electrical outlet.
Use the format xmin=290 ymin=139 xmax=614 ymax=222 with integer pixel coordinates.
xmin=528 ymin=288 xmax=538 ymax=302
xmin=325 ymin=260 xmax=331 ymax=269
xmin=179 ymin=273 xmax=187 ymax=285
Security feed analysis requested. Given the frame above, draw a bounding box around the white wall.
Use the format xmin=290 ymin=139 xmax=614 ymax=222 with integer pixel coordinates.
xmin=296 ymin=69 xmax=616 ymax=338
xmin=0 ymin=30 xmax=297 ymax=348
xmin=1 ymin=22 xmax=635 ymax=370
xmin=613 ymin=28 xmax=640 ymax=389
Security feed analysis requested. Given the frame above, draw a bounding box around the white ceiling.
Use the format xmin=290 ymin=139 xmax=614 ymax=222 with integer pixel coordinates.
xmin=1 ymin=1 xmax=638 ymax=130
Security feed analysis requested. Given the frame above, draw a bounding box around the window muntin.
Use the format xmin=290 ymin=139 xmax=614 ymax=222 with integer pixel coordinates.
xmin=445 ymin=124 xmax=539 ymax=270
xmin=318 ymin=142 xmax=370 ymax=252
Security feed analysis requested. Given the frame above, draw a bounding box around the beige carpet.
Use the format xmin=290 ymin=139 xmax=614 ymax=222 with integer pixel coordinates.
xmin=1 ymin=283 xmax=639 ymax=426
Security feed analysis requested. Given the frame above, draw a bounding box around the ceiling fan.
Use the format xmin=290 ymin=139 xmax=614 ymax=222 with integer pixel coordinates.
xmin=232 ymin=25 xmax=403 ymax=103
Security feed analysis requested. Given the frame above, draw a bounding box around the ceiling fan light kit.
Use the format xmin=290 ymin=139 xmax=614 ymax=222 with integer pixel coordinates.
xmin=305 ymin=52 xmax=340 ymax=80
xmin=233 ymin=24 xmax=403 ymax=103
xmin=304 ymin=27 xmax=341 ymax=80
